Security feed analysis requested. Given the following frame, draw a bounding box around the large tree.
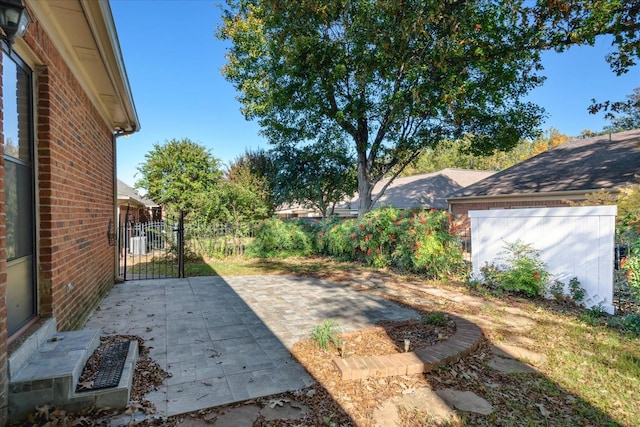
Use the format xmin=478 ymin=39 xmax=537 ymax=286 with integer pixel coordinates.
xmin=136 ymin=138 xmax=222 ymax=214
xmin=226 ymin=148 xmax=277 ymax=214
xmin=218 ymin=0 xmax=545 ymax=215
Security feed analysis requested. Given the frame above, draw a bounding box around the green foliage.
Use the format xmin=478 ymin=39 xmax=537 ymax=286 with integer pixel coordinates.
xmin=548 ymin=277 xmax=585 ymax=305
xmin=568 ymin=277 xmax=586 ymax=303
xmin=479 ymin=240 xmax=550 ymax=297
xmin=316 ymin=218 xmax=357 ymax=261
xmin=135 ymin=138 xmax=222 ymax=214
xmin=548 ymin=279 xmax=565 ymax=301
xmin=580 ymin=305 xmax=608 ymax=326
xmin=536 ymin=1 xmax=638 ymax=76
xmin=422 ymin=312 xmax=448 ymax=327
xmin=316 ymin=207 xmax=465 ymax=279
xmin=271 ymin=141 xmax=357 ymax=218
xmin=609 ymin=313 xmax=640 ymax=337
xmin=311 ymin=319 xmax=341 ymax=351
xmin=227 ymin=148 xmax=278 ymax=215
xmin=218 ymin=0 xmax=545 ymax=215
xmin=245 ymin=218 xmax=315 ymax=258
xmin=398 ymin=130 xmax=573 ymax=177
xmin=600 ymin=87 xmax=640 ymax=132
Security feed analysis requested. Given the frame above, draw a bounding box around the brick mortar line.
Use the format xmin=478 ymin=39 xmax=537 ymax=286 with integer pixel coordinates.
xmin=333 ymin=315 xmax=483 ymax=380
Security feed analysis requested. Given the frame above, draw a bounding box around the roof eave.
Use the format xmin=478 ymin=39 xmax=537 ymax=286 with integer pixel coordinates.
xmin=447 ymin=188 xmax=618 ymax=203
xmin=25 ymin=0 xmax=140 ymax=133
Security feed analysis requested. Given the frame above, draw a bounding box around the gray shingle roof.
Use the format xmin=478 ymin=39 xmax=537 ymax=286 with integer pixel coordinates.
xmin=117 ymin=179 xmax=158 ymax=208
xmin=342 ymin=168 xmax=496 ymax=210
xmin=448 ymin=129 xmax=640 ymax=200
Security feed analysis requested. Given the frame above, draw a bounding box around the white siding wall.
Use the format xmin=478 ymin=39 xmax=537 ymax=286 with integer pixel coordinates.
xmin=470 ymin=206 xmax=617 ymax=313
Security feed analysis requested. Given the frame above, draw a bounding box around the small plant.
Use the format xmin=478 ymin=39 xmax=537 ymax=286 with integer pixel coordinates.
xmin=549 ymin=277 xmax=585 ymax=305
xmin=609 ymin=313 xmax=640 ymax=336
xmin=422 ymin=312 xmax=448 ymax=326
xmin=311 ymin=319 xmax=341 ymax=351
xmin=322 ymin=414 xmax=336 ymax=427
xmin=580 ymin=305 xmax=608 ymax=326
xmin=479 ymin=262 xmax=502 ymax=290
xmin=548 ymin=279 xmax=565 ymax=301
xmin=567 ymin=277 xmax=586 ymax=303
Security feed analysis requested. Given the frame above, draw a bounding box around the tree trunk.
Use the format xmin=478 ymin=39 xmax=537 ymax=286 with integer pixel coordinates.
xmin=357 ymin=151 xmax=374 ymax=218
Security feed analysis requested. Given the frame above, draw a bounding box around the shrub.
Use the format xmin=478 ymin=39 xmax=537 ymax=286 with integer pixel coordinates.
xmin=568 ymin=277 xmax=586 ymax=303
xmin=548 ymin=277 xmax=585 ymax=305
xmin=618 ymin=313 xmax=640 ymax=336
xmin=314 ymin=207 xmax=466 ymax=279
xmin=548 ymin=279 xmax=565 ymax=301
xmin=477 ymin=240 xmax=550 ymax=297
xmin=245 ymin=218 xmax=315 ymax=258
xmin=316 ymin=217 xmax=356 ymax=260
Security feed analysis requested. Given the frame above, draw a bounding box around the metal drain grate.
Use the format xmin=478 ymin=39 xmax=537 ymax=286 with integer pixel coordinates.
xmin=91 ymin=341 xmax=130 ymax=390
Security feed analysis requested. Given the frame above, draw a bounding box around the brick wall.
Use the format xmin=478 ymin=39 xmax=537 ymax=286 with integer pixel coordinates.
xmin=451 ymin=199 xmax=571 ymax=217
xmin=1 ymin=9 xmax=119 ymax=423
xmin=23 ymin=21 xmax=116 ymax=331
xmin=450 ymin=199 xmax=573 ymax=232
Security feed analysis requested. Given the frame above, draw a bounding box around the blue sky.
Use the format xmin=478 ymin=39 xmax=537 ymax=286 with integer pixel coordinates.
xmin=110 ymin=0 xmax=639 ymax=188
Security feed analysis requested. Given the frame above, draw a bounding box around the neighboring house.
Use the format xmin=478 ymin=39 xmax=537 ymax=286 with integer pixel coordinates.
xmin=447 ymin=129 xmax=640 ymax=222
xmin=117 ymin=179 xmax=161 ymax=223
xmin=0 ymin=1 xmax=138 ymax=421
xmin=276 ymin=168 xmax=495 ymax=218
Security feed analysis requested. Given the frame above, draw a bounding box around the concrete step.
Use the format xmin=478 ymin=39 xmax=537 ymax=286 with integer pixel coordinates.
xmin=8 ymin=320 xmax=138 ymax=423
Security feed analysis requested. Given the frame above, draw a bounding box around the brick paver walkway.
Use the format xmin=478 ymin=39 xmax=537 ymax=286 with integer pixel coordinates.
xmin=83 ymin=275 xmax=421 ymax=417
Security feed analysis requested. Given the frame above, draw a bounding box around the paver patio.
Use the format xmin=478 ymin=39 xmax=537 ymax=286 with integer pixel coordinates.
xmin=83 ymin=275 xmax=421 ymax=417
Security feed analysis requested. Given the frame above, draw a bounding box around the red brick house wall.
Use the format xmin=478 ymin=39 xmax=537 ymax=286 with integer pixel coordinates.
xmin=450 ymin=199 xmax=574 ymax=232
xmin=1 ymin=5 xmax=122 ymax=421
xmin=450 ymin=199 xmax=571 ymax=218
xmin=25 ymin=23 xmax=116 ymax=331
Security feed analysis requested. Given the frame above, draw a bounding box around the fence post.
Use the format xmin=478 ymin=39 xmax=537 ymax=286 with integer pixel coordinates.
xmin=178 ymin=210 xmax=185 ymax=278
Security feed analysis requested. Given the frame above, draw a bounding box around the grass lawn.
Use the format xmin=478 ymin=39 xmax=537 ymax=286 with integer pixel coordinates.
xmin=188 ymin=255 xmax=640 ymax=426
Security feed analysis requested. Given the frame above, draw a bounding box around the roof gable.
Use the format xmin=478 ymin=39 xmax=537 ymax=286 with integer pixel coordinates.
xmin=117 ymin=180 xmax=158 ymax=208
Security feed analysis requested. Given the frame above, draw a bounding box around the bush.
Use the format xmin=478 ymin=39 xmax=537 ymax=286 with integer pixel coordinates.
xmin=478 ymin=240 xmax=550 ymax=297
xmin=245 ymin=218 xmax=315 ymax=258
xmin=547 ymin=277 xmax=585 ymax=305
xmin=617 ymin=313 xmax=640 ymax=336
xmin=314 ymin=207 xmax=465 ymax=279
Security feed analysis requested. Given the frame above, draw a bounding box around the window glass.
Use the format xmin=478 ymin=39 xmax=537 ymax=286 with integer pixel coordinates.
xmin=5 ymin=160 xmax=33 ymax=260
xmin=2 ymin=54 xmax=31 ymax=161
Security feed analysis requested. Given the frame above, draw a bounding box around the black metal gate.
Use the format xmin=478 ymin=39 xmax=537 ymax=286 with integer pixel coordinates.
xmin=119 ymin=211 xmax=185 ymax=280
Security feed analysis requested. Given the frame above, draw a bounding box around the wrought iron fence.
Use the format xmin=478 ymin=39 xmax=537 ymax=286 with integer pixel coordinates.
xmin=614 ymin=232 xmax=639 ymax=315
xmin=119 ymin=212 xmax=185 ymax=280
xmin=184 ymin=221 xmax=258 ymax=259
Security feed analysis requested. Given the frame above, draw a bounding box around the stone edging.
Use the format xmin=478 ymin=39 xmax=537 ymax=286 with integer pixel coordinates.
xmin=333 ymin=314 xmax=483 ymax=380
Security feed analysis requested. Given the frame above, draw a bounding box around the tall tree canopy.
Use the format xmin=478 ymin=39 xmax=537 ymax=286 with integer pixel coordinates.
xmin=272 ymin=140 xmax=357 ymax=218
xmin=218 ymin=0 xmax=547 ymax=215
xmin=136 ymin=138 xmax=222 ymax=214
xmin=534 ymin=0 xmax=639 ymax=75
